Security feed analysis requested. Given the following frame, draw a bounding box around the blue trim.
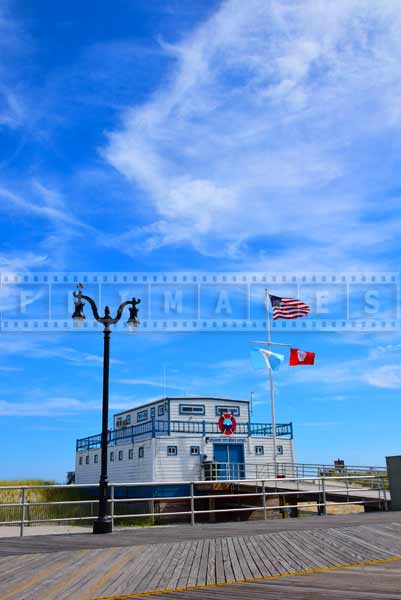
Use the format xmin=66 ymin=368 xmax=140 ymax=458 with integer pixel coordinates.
xmin=167 ymin=398 xmax=171 ymax=436
xmin=179 ymin=404 xmax=205 ymax=415
xmin=76 ymin=421 xmax=293 ymax=451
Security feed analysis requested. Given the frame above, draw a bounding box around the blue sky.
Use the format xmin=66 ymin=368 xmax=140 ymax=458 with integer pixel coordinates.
xmin=1 ymin=0 xmax=401 ymax=480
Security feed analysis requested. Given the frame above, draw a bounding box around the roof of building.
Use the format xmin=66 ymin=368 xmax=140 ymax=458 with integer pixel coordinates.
xmin=113 ymin=396 xmax=250 ymax=417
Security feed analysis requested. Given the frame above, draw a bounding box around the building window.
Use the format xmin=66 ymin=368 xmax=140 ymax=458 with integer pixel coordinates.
xmin=137 ymin=409 xmax=148 ymax=422
xmin=116 ymin=417 xmax=122 ymax=427
xmin=79 ymin=456 xmax=83 ymax=465
xmin=110 ymin=451 xmax=114 ymax=462
xmin=85 ymin=455 xmax=89 ymax=464
xmin=94 ymin=454 xmax=98 ymax=464
xmin=138 ymin=447 xmax=144 ymax=459
xmin=277 ymin=445 xmax=283 ymax=455
xmin=125 ymin=415 xmax=131 ymax=425
xmin=167 ymin=446 xmax=178 ymax=456
xmin=179 ymin=404 xmax=205 ymax=415
xmin=255 ymin=446 xmax=264 ymax=456
xmin=190 ymin=446 xmax=200 ymax=456
xmin=118 ymin=450 xmax=123 ymax=461
xmin=216 ymin=406 xmax=240 ymax=417
xmin=157 ymin=404 xmax=165 ymax=416
xmin=151 ymin=407 xmax=156 ymax=418
xmin=128 ymin=449 xmax=133 ymax=460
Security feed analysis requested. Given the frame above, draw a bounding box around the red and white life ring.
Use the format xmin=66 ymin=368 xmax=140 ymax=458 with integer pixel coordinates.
xmin=218 ymin=413 xmax=237 ymax=436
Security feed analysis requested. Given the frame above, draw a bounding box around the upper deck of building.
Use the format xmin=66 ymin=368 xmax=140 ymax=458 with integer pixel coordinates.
xmin=76 ymin=396 xmax=293 ymax=451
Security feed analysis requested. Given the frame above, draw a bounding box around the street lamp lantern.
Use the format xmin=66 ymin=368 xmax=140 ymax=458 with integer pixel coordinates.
xmin=72 ymin=298 xmax=86 ymax=327
xmin=71 ymin=284 xmax=141 ymax=534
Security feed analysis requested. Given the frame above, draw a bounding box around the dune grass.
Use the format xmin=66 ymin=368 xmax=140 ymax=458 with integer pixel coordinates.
xmin=0 ymin=480 xmax=96 ymax=524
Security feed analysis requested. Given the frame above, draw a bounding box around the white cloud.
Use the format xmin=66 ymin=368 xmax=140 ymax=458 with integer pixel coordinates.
xmin=0 ymin=391 xmax=151 ymax=417
xmin=363 ymin=364 xmax=401 ymax=389
xmin=103 ymin=0 xmax=401 ymax=268
xmin=0 ymin=5 xmax=27 ymax=129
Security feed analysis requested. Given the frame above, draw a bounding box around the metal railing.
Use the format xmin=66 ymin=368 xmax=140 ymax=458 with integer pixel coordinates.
xmin=76 ymin=420 xmax=293 ymax=451
xmin=202 ymin=461 xmax=387 ymax=481
xmin=0 ymin=474 xmax=389 ymax=537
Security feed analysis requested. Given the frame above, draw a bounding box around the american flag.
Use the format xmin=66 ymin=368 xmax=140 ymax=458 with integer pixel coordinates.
xmin=268 ymin=294 xmax=310 ymax=320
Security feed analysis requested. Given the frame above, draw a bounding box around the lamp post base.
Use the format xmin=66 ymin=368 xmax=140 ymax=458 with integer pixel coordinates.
xmin=93 ymin=517 xmax=113 ymax=534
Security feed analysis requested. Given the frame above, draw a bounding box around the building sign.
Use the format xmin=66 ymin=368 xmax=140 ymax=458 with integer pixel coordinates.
xmin=218 ymin=413 xmax=237 ymax=436
xmin=209 ymin=437 xmax=246 ymax=444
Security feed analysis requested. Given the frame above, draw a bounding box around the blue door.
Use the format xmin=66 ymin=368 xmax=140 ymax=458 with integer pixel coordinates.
xmin=213 ymin=444 xmax=245 ymax=480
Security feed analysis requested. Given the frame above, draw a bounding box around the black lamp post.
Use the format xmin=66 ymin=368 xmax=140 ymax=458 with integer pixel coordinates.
xmin=72 ymin=284 xmax=141 ymax=534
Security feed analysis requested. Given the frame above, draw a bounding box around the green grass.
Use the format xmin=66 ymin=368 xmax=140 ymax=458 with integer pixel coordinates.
xmin=0 ymin=479 xmax=96 ymax=524
xmin=0 ymin=481 xmax=156 ymax=527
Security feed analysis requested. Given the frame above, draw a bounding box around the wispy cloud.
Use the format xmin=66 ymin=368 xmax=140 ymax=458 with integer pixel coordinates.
xmin=0 ymin=4 xmax=28 ymax=130
xmin=0 ymin=335 xmax=123 ymax=367
xmin=362 ymin=364 xmax=401 ymax=389
xmin=0 ymin=390 xmax=151 ymax=417
xmin=103 ymin=0 xmax=401 ymax=269
xmin=115 ymin=377 xmax=187 ymax=392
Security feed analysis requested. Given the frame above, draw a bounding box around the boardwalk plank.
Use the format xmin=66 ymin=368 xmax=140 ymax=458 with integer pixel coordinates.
xmin=215 ymin=537 xmax=225 ymax=583
xmin=221 ymin=537 xmax=235 ymax=582
xmin=187 ymin=539 xmax=204 ymax=588
xmin=196 ymin=538 xmax=210 ymax=586
xmin=206 ymin=537 xmax=216 ymax=585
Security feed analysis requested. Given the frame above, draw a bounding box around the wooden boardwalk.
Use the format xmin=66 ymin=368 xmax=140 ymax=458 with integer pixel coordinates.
xmin=145 ymin=561 xmax=401 ymax=599
xmin=0 ymin=512 xmax=400 ymax=600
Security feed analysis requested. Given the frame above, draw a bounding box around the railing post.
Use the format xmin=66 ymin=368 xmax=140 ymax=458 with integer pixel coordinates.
xmin=320 ymin=477 xmax=327 ymax=515
xmin=190 ymin=482 xmax=195 ymax=526
xmin=381 ymin=477 xmax=389 ymax=511
xmin=110 ymin=484 xmax=114 ymax=527
xmin=202 ymin=420 xmax=206 ymax=436
xmin=151 ymin=416 xmax=156 ymax=438
xmin=20 ymin=487 xmax=26 ymax=537
xmin=262 ymin=480 xmax=267 ymax=520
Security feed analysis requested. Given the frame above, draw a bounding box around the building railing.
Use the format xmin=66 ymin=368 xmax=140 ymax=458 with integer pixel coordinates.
xmin=202 ymin=461 xmax=388 ymax=481
xmin=76 ymin=420 xmax=293 ymax=451
xmin=0 ymin=473 xmax=389 ymax=537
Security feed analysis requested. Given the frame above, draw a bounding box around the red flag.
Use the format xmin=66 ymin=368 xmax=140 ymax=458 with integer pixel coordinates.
xmin=289 ymin=348 xmax=315 ymax=366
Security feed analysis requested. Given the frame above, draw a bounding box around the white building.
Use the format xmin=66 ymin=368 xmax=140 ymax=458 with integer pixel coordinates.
xmin=75 ymin=397 xmax=295 ymax=484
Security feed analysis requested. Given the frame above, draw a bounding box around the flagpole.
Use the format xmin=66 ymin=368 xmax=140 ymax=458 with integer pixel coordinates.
xmin=265 ymin=289 xmax=277 ymax=479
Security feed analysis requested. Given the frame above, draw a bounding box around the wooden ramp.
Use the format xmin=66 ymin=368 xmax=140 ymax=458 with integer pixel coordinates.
xmin=0 ymin=513 xmax=400 ymax=600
